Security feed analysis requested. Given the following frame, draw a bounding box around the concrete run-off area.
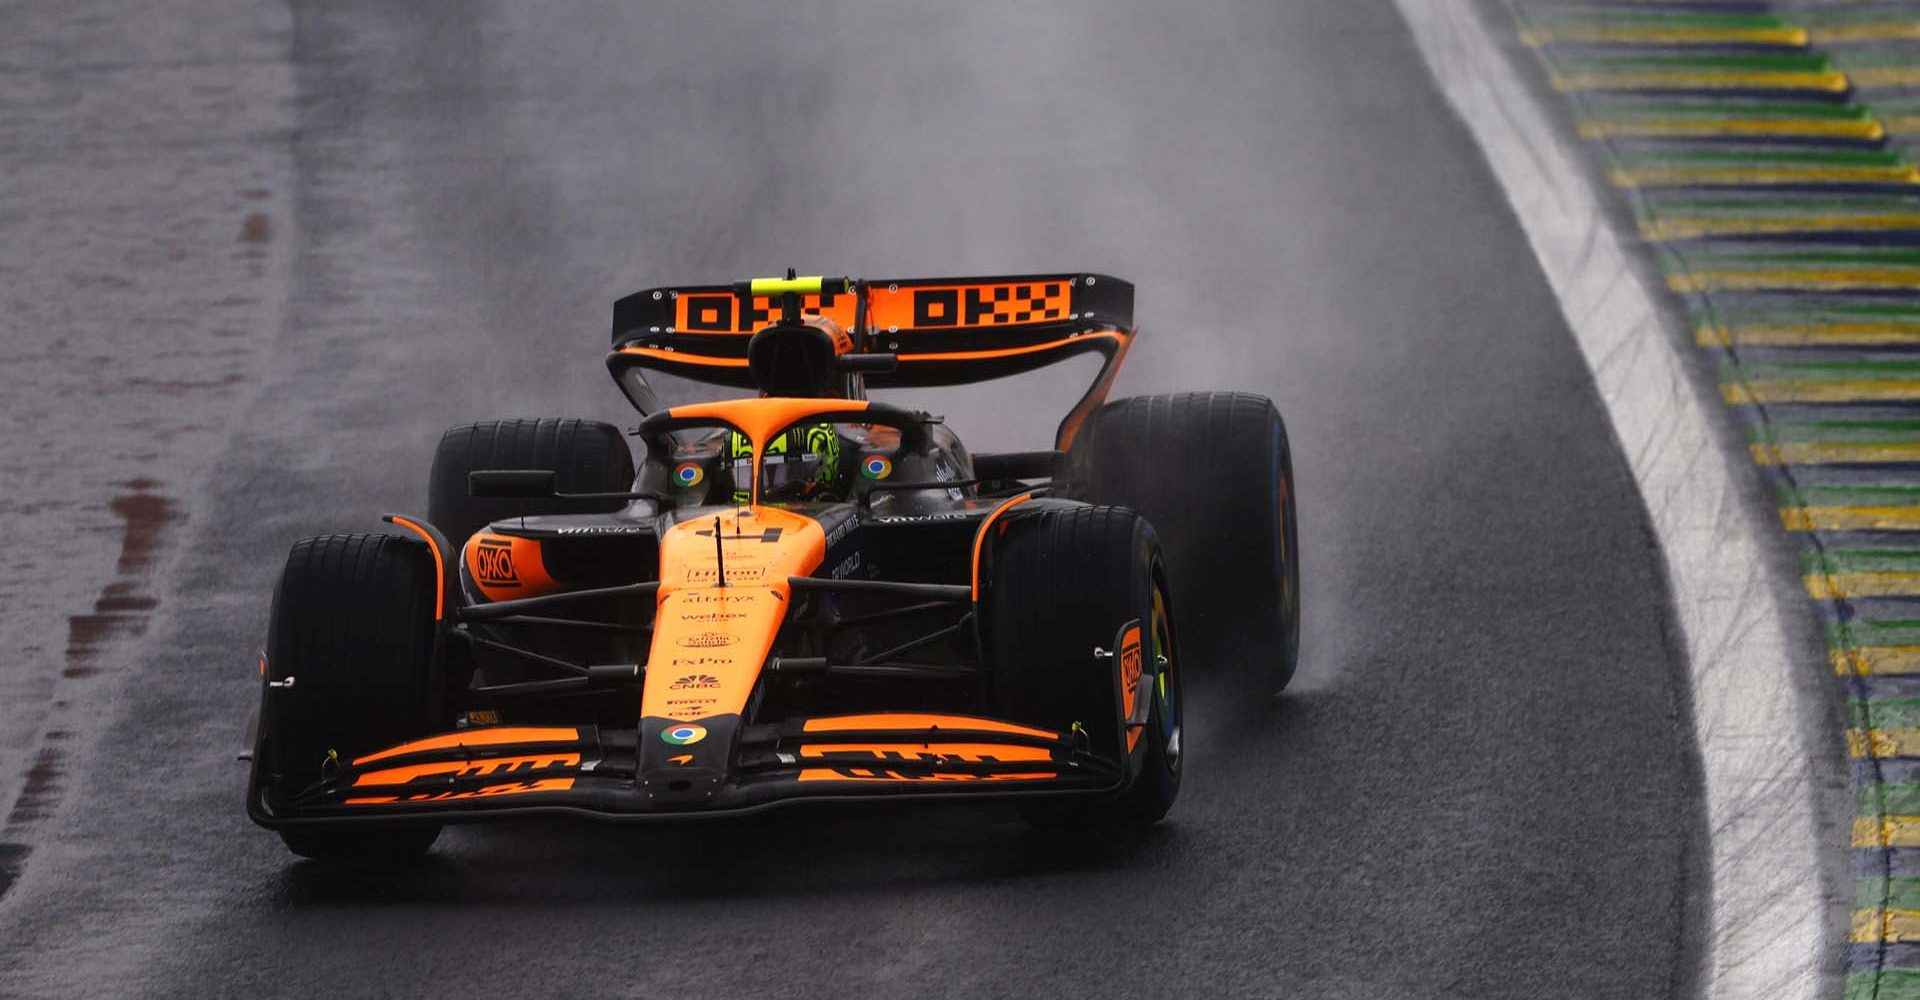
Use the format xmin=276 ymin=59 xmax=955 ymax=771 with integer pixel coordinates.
xmin=1475 ymin=1 xmax=1920 ymax=999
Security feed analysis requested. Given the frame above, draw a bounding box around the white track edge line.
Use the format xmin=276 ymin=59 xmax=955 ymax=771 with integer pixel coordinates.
xmin=1389 ymin=2 xmax=1827 ymax=998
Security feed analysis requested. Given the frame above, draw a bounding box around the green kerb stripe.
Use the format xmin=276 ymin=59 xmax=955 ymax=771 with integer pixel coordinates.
xmin=1552 ymin=53 xmax=1832 ymax=72
xmin=1853 ymin=699 xmax=1920 ymax=730
xmin=1808 ymin=550 xmax=1920 ymax=574
xmin=1617 ymin=149 xmax=1909 ymax=168
xmin=1725 ymin=361 xmax=1920 ymax=381
xmin=1756 ymin=423 xmax=1920 ymax=444
xmin=1782 ymin=485 xmax=1920 ymax=507
xmin=1591 ymin=102 xmax=1872 ymax=120
xmin=1848 ymin=969 xmax=1920 ymax=1000
xmin=1858 ymin=876 xmax=1920 ymax=910
xmin=1831 ymin=620 xmax=1920 ymax=648
xmin=1862 ymin=787 xmax=1920 ymax=818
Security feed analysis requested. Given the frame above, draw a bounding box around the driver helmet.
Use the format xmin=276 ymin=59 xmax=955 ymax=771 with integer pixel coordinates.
xmin=727 ymin=423 xmax=844 ymax=504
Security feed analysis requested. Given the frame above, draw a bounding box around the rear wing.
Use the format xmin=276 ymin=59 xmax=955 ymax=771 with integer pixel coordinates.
xmin=606 ymin=273 xmax=1135 ymax=448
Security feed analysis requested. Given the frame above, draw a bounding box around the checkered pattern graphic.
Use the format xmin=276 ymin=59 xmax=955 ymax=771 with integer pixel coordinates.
xmin=983 ymin=283 xmax=1067 ymax=325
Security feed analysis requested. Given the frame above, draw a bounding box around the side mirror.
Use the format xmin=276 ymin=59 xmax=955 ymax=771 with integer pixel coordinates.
xmin=838 ymin=353 xmax=899 ymax=374
xmin=468 ymin=469 xmax=557 ymax=499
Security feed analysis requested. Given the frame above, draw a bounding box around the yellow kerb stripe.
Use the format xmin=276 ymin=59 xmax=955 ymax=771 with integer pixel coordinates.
xmin=1551 ymin=70 xmax=1848 ymax=93
xmin=1854 ymin=816 xmax=1920 ymax=847
xmin=1754 ymin=442 xmax=1920 ymax=465
xmin=1524 ymin=26 xmax=1808 ymax=46
xmin=1848 ymin=728 xmax=1920 ymax=757
xmin=1616 ymin=164 xmax=1920 ymax=188
xmin=1725 ymin=380 xmax=1920 ymax=404
xmin=1810 ymin=25 xmax=1920 ymax=44
xmin=1702 ymin=324 xmax=1920 ymax=347
xmin=1833 ymin=647 xmax=1920 ymax=676
xmin=1646 ymin=212 xmax=1920 ymax=240
xmin=1807 ymin=573 xmax=1920 ymax=599
xmin=1852 ymin=908 xmax=1920 ymax=943
xmin=1782 ymin=507 xmax=1920 ymax=531
xmin=1848 ymin=68 xmax=1920 ymax=88
xmin=1583 ymin=118 xmax=1883 ymax=141
xmin=1682 ymin=269 xmax=1920 ymax=295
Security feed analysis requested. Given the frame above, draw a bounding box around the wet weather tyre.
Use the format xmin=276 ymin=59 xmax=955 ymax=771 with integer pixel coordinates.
xmin=427 ymin=418 xmax=636 ymax=550
xmin=1064 ymin=392 xmax=1300 ymax=691
xmin=984 ymin=506 xmax=1183 ymax=829
xmin=254 ymin=533 xmax=445 ymax=862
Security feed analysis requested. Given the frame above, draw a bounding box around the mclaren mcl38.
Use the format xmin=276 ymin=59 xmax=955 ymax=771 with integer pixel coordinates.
xmin=244 ymin=272 xmax=1299 ymax=861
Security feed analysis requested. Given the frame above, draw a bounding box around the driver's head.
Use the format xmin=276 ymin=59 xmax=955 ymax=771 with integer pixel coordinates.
xmin=726 ymin=423 xmax=845 ymax=504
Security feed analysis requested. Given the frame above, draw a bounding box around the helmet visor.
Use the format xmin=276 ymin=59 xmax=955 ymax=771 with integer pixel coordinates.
xmin=756 ymin=451 xmax=829 ymax=502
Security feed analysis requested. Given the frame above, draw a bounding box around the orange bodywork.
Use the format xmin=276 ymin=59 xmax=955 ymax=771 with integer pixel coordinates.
xmin=344 ymin=751 xmax=580 ymax=803
xmin=643 ymin=505 xmax=826 ymax=723
xmin=465 ymin=532 xmax=559 ymax=603
xmin=669 ymin=397 xmax=870 ymax=455
xmin=801 ymin=713 xmax=1055 ymax=740
xmin=797 ymin=739 xmax=1056 ymax=783
xmin=971 ymin=492 xmax=1036 ymax=601
xmin=1055 ymin=330 xmax=1133 ymax=450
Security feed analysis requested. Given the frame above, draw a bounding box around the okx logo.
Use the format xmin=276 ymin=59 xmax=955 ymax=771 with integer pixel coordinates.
xmin=474 ymin=539 xmax=518 ymax=587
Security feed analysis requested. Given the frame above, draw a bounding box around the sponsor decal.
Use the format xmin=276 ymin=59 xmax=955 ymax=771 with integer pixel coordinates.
xmin=675 ymin=462 xmax=705 ymax=488
xmin=798 ymin=747 xmax=1054 ymax=783
xmin=670 ymin=674 xmax=721 ymax=690
xmin=680 ymin=610 xmax=747 ymax=622
xmin=667 ymin=754 xmax=694 ymax=766
xmin=823 ymin=516 xmax=855 ymax=548
xmin=474 ymin=539 xmax=518 ymax=586
xmin=553 ymin=525 xmax=647 ymax=535
xmin=666 ymin=697 xmax=717 ymax=717
xmin=861 ymin=455 xmax=893 ymax=480
xmin=875 ymin=513 xmax=972 ymax=524
xmin=677 ymin=591 xmax=748 ymax=605
xmin=661 ymin=724 xmax=708 ymax=746
xmin=670 ymin=656 xmax=732 ymax=667
xmin=343 ymin=753 xmax=579 ymax=804
xmin=686 ymin=565 xmax=766 ymax=584
xmin=830 ymin=551 xmax=863 ymax=580
xmin=678 ymin=632 xmax=736 ymax=649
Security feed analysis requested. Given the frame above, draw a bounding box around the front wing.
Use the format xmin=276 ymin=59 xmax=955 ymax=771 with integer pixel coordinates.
xmin=249 ymin=712 xmax=1128 ymax=827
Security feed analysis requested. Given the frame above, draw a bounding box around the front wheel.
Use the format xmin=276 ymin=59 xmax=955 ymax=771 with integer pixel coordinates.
xmin=983 ymin=506 xmax=1183 ymax=829
xmin=251 ymin=533 xmax=447 ymax=862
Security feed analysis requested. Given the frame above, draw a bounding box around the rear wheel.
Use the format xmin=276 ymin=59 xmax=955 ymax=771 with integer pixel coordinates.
xmin=255 ymin=533 xmax=446 ymax=862
xmin=1064 ymin=392 xmax=1299 ymax=691
xmin=984 ymin=506 xmax=1182 ymax=829
xmin=427 ymin=418 xmax=636 ymax=550
xmin=427 ymin=418 xmax=639 ymax=691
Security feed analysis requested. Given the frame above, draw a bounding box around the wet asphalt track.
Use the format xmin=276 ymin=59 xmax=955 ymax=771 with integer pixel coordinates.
xmin=0 ymin=2 xmax=1711 ymax=998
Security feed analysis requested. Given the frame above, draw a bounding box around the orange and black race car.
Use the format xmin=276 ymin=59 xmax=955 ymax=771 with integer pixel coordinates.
xmin=243 ymin=272 xmax=1300 ymax=861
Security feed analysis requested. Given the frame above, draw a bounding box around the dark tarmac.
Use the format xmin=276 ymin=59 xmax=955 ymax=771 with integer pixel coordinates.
xmin=0 ymin=3 xmax=1707 ymax=998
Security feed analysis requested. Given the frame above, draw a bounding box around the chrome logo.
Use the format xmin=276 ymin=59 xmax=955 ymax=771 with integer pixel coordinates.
xmin=661 ymin=724 xmax=707 ymax=746
xmin=861 ymin=455 xmax=893 ymax=480
xmin=675 ymin=462 xmax=705 ymax=488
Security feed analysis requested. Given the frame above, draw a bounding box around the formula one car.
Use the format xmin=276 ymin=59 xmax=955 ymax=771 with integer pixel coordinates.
xmin=244 ymin=272 xmax=1299 ymax=861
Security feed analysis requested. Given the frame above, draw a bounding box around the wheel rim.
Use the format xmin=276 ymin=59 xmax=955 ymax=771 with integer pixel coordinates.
xmin=1152 ymin=582 xmax=1181 ymax=773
